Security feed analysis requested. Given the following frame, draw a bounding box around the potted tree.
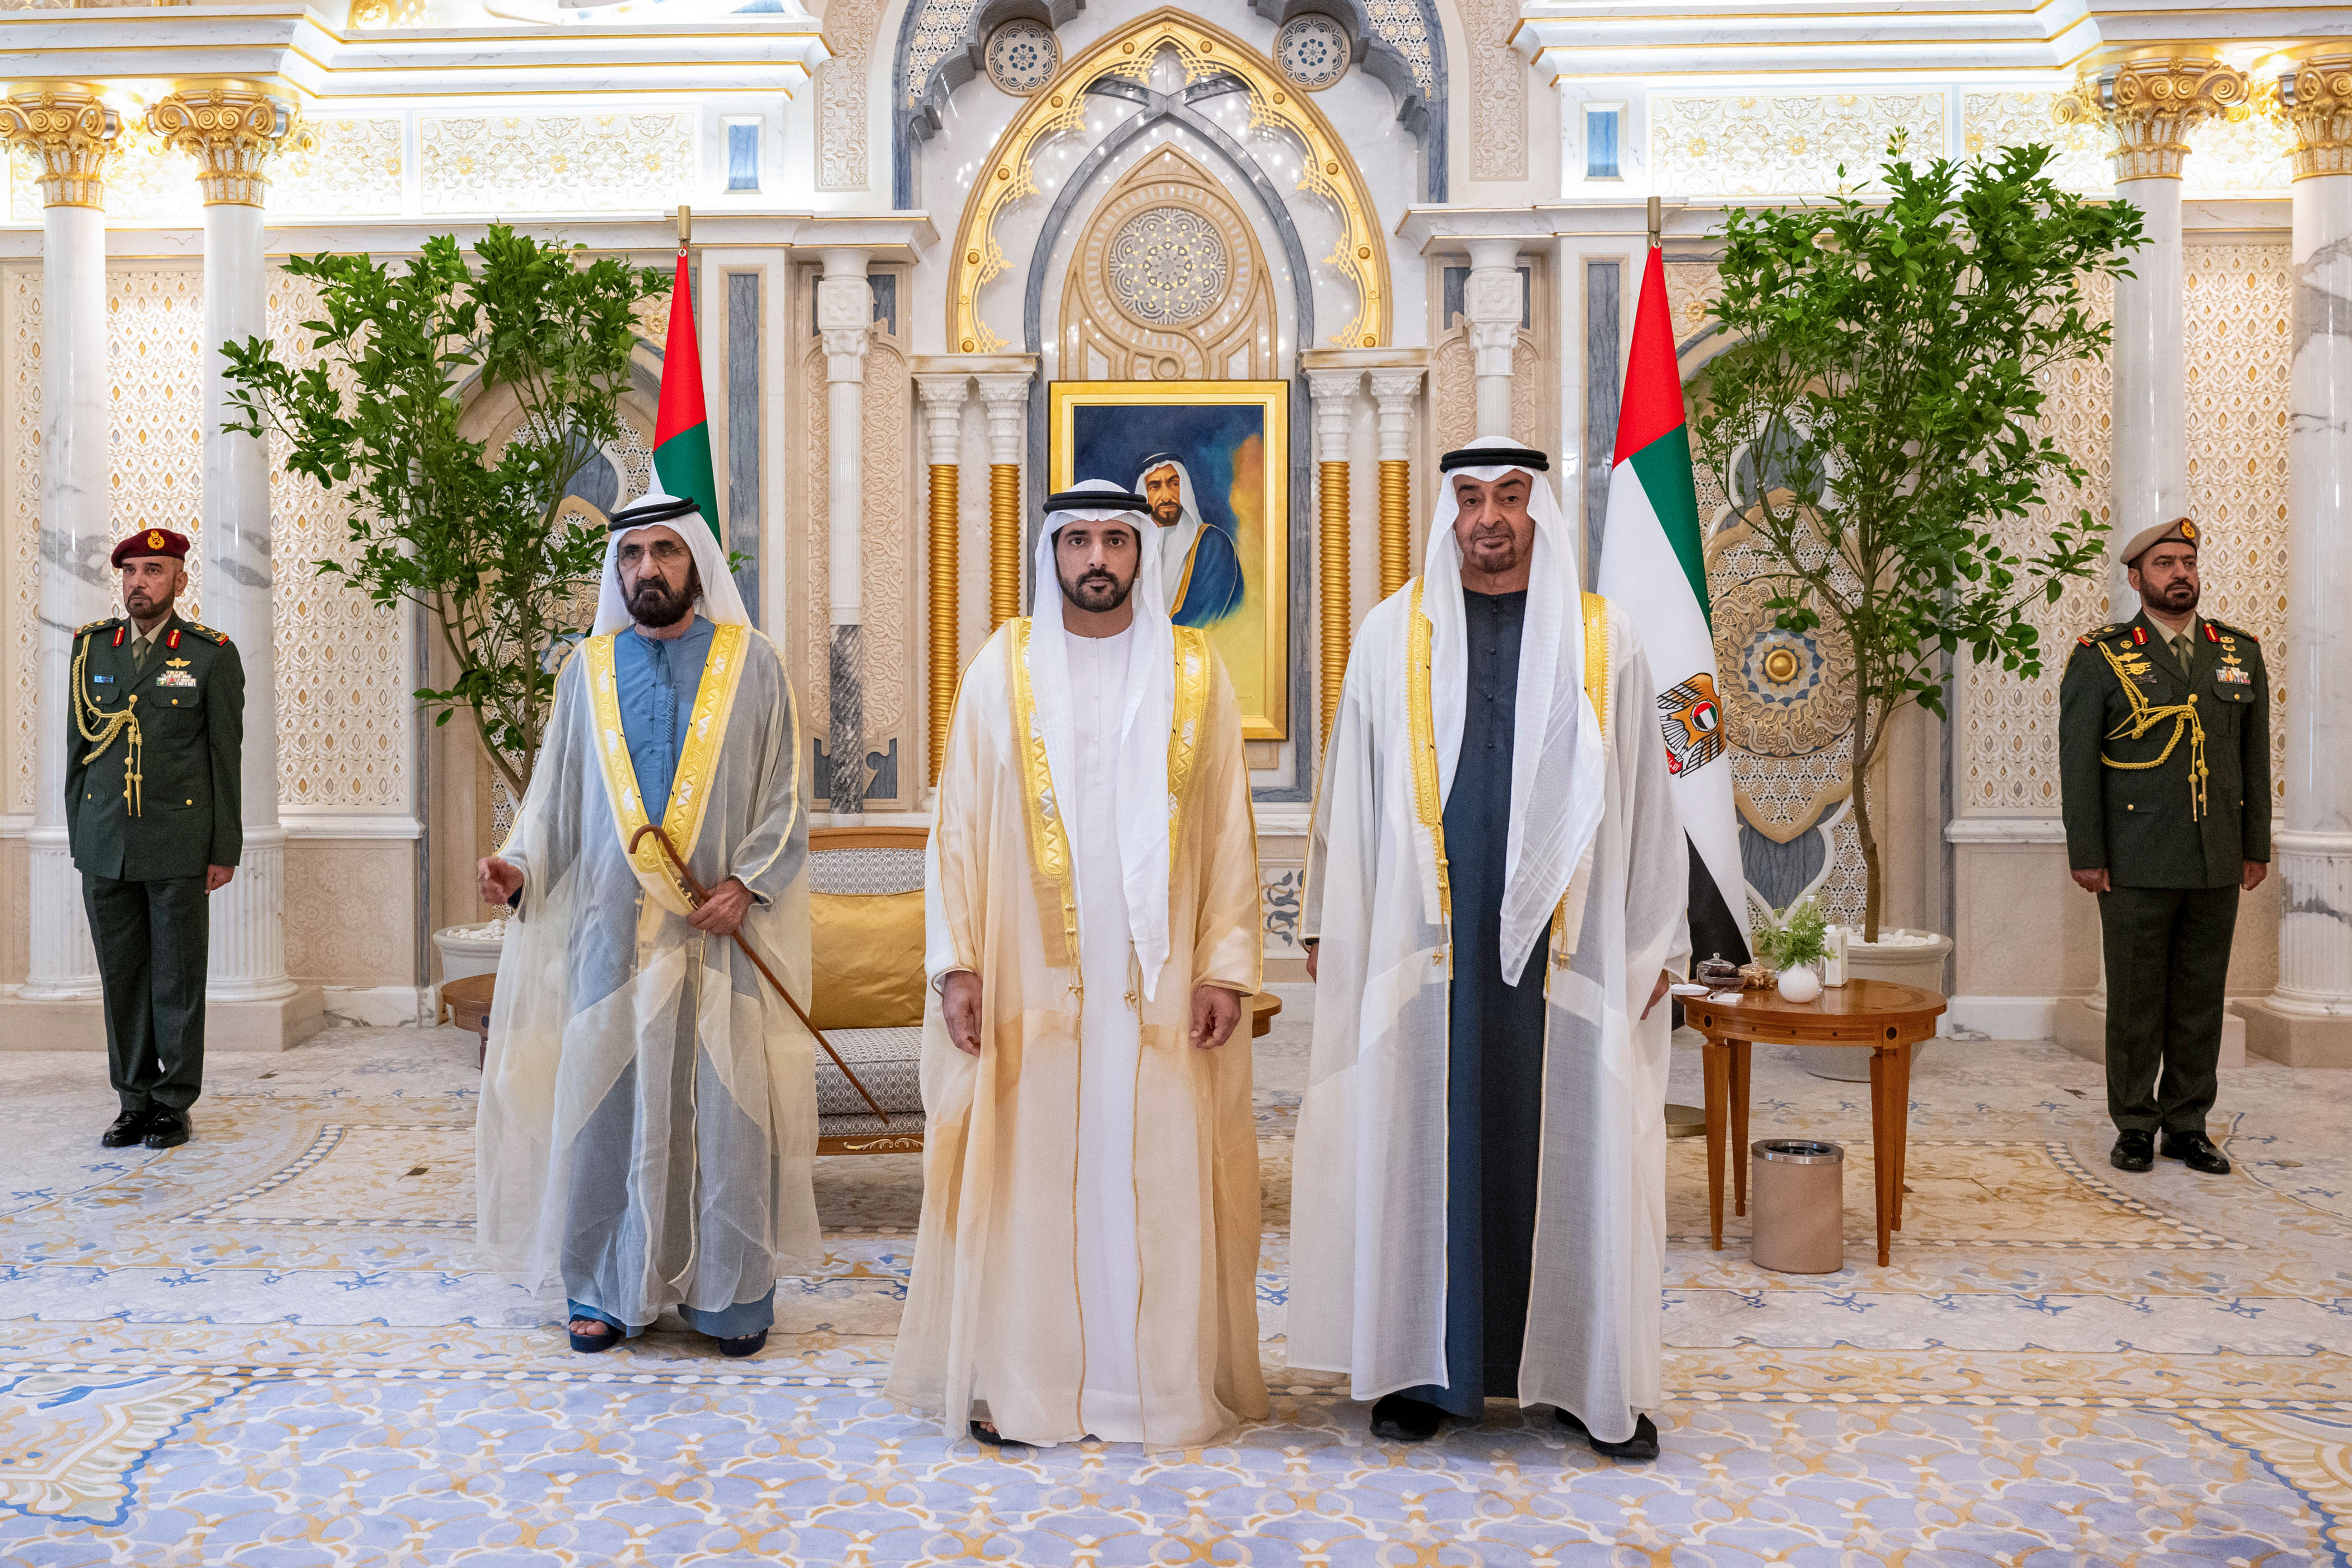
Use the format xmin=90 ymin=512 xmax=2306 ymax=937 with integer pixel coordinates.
xmin=223 ymin=226 xmax=668 ymax=981
xmin=1696 ymin=143 xmax=2145 ymax=1005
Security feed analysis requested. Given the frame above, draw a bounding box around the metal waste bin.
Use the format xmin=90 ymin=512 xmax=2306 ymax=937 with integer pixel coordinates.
xmin=1751 ymin=1139 xmax=1844 ymax=1273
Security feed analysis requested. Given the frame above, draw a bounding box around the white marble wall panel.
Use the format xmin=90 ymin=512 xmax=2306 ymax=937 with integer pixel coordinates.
xmin=4 ymin=265 xmax=36 ymax=814
xmin=1650 ymin=92 xmax=1944 ymax=199
xmin=418 ymin=112 xmax=695 ymax=216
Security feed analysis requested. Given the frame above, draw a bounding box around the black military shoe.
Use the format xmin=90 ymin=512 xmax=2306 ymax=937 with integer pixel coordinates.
xmin=1558 ymin=1408 xmax=1660 ymax=1461
xmin=2110 ymin=1130 xmax=2155 ymax=1173
xmin=100 ymin=1108 xmax=151 ymax=1149
xmin=2160 ymin=1128 xmax=2231 ymax=1175
xmin=1370 ymin=1393 xmax=1445 ymax=1443
xmin=142 ymin=1108 xmax=190 ymax=1150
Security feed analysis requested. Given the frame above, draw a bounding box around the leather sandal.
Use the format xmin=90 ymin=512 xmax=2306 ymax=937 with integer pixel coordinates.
xmin=568 ymin=1317 xmax=623 ymax=1354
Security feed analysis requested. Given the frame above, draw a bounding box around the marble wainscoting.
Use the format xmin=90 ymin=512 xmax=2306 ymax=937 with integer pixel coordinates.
xmin=1 ymin=1021 xmax=2348 ymax=1562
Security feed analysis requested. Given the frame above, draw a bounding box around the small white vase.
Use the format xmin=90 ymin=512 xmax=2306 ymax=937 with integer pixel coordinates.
xmin=1777 ymin=964 xmax=1823 ymax=1004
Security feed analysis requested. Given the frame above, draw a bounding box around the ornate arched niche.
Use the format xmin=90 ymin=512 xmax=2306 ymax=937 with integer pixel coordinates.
xmin=1060 ymin=146 xmax=1279 ymax=381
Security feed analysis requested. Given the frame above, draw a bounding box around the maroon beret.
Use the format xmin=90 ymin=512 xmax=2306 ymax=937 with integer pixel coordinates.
xmin=111 ymin=528 xmax=190 ymax=568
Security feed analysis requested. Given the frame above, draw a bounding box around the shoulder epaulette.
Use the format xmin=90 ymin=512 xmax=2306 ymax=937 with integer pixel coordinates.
xmin=75 ymin=617 xmax=119 ymax=639
xmin=2075 ymin=623 xmax=2122 ymax=648
xmin=185 ymin=623 xmax=231 ymax=646
xmin=2205 ymin=619 xmax=2256 ymax=644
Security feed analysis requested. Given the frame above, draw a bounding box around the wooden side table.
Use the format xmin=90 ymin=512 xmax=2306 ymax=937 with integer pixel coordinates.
xmin=1684 ymin=978 xmax=1947 ymax=1267
xmin=443 ymin=973 xmax=496 ymax=1068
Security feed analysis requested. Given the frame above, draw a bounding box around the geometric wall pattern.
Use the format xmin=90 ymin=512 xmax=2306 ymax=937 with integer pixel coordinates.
xmin=3 ymin=267 xmax=35 ymax=814
xmin=266 ymin=265 xmax=410 ymax=813
xmin=1960 ymin=273 xmax=2115 ymax=816
xmin=105 ymin=264 xmax=207 ymax=622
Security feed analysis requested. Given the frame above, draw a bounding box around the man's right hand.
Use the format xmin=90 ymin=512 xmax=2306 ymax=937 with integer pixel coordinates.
xmin=478 ymin=855 xmax=522 ymax=907
xmin=942 ymin=970 xmax=984 ymax=1057
xmin=2071 ymin=867 xmax=2111 ymax=894
xmin=1304 ymin=939 xmax=1318 ymax=982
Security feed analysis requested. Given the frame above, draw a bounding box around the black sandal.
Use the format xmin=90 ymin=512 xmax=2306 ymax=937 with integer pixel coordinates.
xmin=716 ymin=1330 xmax=768 ymax=1359
xmin=568 ymin=1317 xmax=623 ymax=1354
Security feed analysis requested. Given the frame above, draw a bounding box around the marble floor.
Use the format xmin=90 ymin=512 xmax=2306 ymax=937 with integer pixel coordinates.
xmin=2 ymin=1019 xmax=2347 ymax=1566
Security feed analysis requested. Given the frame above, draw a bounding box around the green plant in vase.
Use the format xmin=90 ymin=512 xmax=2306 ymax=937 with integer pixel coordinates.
xmin=1754 ymin=898 xmax=1830 ymax=974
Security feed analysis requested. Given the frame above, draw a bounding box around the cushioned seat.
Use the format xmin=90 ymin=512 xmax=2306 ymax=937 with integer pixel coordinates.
xmin=807 ymin=827 xmax=929 ymax=1155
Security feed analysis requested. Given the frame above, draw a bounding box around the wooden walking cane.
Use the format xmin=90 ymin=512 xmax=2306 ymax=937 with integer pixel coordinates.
xmin=628 ymin=822 xmax=890 ymax=1124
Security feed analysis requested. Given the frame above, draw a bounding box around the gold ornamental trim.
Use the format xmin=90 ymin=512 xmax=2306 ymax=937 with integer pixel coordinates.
xmin=148 ymin=82 xmax=297 ymax=207
xmin=2055 ymin=50 xmax=2252 ymax=182
xmin=1376 ymin=458 xmax=1412 ymax=602
xmin=1404 ymin=578 xmax=1451 ymax=937
xmin=1317 ymin=458 xmax=1350 ymax=750
xmin=926 ymin=461 xmax=959 ymax=787
xmin=2274 ymin=48 xmax=2352 ymax=180
xmin=580 ymin=622 xmax=752 ymax=919
xmin=1006 ymin=617 xmax=1081 ymax=966
xmin=1165 ymin=626 xmax=1212 ymax=866
xmin=988 ymin=464 xmax=1022 ymax=631
xmin=0 ymin=84 xmax=122 ymax=209
xmin=948 ymin=7 xmax=1392 ymax=356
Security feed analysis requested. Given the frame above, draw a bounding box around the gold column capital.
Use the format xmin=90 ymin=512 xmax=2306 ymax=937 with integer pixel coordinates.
xmin=147 ymin=81 xmax=297 ymax=207
xmin=2271 ymin=46 xmax=2352 ymax=180
xmin=0 ymin=83 xmax=122 ymax=210
xmin=2056 ymin=49 xmax=2253 ymax=181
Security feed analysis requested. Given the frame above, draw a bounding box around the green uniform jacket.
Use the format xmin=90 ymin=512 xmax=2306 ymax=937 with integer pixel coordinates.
xmin=64 ymin=612 xmax=244 ymax=883
xmin=2059 ymin=609 xmax=2269 ymax=888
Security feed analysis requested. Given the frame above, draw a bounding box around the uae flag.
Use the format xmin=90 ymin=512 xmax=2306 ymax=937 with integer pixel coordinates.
xmin=653 ymin=246 xmax=721 ymax=544
xmin=1595 ymin=245 xmax=1751 ymax=968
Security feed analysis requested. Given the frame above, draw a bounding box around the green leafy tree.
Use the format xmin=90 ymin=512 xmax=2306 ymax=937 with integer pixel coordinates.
xmin=1695 ymin=144 xmax=2145 ymax=940
xmin=221 ymin=226 xmax=667 ymax=797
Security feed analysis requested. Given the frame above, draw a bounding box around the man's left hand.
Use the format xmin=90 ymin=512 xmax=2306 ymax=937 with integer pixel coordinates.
xmin=688 ymin=877 xmax=754 ymax=936
xmin=1190 ymin=984 xmax=1243 ymax=1049
xmin=1640 ymin=968 xmax=1673 ymax=1021
xmin=2244 ymin=860 xmax=2269 ymax=892
xmin=204 ymin=865 xmax=235 ymax=894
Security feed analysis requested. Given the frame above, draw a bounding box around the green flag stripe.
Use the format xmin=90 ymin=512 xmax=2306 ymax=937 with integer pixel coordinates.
xmin=1626 ymin=425 xmax=1708 ymax=622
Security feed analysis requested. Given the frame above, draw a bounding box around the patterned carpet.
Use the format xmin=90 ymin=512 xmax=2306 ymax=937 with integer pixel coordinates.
xmin=2 ymin=1021 xmax=2347 ymax=1565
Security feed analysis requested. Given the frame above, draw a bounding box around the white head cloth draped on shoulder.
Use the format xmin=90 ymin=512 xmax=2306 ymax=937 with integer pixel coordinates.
xmin=1425 ymin=433 xmax=1608 ymax=981
xmin=1028 ymin=477 xmax=1179 ymax=999
xmin=591 ymin=482 xmax=751 ymax=634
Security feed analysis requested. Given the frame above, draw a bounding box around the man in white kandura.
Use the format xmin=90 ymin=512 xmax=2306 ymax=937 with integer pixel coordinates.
xmin=475 ymin=487 xmax=817 ymax=1360
xmin=889 ymin=479 xmax=1267 ymax=1449
xmin=1292 ymin=437 xmax=1688 ymax=1459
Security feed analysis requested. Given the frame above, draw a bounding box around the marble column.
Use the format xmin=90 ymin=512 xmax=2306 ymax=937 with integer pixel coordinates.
xmin=2250 ymin=48 xmax=2352 ymax=1066
xmin=1463 ymin=239 xmax=1522 ymax=440
xmin=151 ymin=82 xmax=296 ymax=1003
xmin=2061 ymin=52 xmax=2250 ymax=614
xmin=1369 ymin=368 xmax=1424 ymax=602
xmin=816 ymin=250 xmax=871 ymax=815
xmin=1308 ymin=369 xmax=1359 ymax=748
xmin=975 ymin=372 xmax=1030 ymax=628
xmin=914 ymin=373 xmax=967 ymax=790
xmin=1 ymin=85 xmax=119 ymax=1001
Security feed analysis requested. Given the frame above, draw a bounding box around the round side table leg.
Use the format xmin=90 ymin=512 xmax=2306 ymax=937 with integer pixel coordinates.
xmin=1703 ymin=1037 xmax=1729 ymax=1251
xmin=1868 ymin=1045 xmax=1894 ymax=1266
xmin=1731 ymin=1039 xmax=1752 ymax=1219
xmin=1892 ymin=1039 xmax=1914 ymax=1231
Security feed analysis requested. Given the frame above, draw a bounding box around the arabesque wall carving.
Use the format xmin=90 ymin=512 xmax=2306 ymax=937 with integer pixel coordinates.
xmin=419 ymin=113 xmax=694 ymax=215
xmin=2 ymin=267 xmax=35 ymax=814
xmin=817 ymin=0 xmax=883 ymax=190
xmin=1061 ymin=146 xmax=1277 ymax=380
xmin=1651 ymin=92 xmax=1944 ymax=198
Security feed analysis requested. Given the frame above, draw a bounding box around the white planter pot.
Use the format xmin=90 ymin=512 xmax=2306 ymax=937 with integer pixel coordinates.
xmin=432 ymin=919 xmax=508 ymax=988
xmin=1777 ymin=964 xmax=1823 ymax=1004
xmin=1799 ymin=929 xmax=1952 ymax=1081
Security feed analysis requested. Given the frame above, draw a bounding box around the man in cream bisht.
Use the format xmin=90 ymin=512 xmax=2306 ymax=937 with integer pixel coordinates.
xmin=1293 ymin=436 xmax=1688 ymax=1458
xmin=475 ymin=486 xmax=816 ymax=1358
xmin=889 ymin=479 xmax=1266 ymax=1449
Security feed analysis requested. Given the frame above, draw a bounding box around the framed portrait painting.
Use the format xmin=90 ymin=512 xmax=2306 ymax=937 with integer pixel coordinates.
xmin=1047 ymin=380 xmax=1290 ymax=740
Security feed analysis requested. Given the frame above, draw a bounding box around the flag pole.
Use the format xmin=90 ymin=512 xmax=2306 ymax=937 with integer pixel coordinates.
xmin=678 ymin=203 xmax=690 ymax=253
xmin=1646 ymin=194 xmax=1661 ymax=251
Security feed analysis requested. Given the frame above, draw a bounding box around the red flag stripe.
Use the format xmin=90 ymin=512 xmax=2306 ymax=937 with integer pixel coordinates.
xmin=1612 ymin=246 xmax=1686 ymax=466
xmin=654 ymin=249 xmax=706 ymax=448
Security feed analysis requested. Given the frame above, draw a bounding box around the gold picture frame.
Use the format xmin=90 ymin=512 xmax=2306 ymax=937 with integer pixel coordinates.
xmin=1048 ymin=379 xmax=1290 ymax=739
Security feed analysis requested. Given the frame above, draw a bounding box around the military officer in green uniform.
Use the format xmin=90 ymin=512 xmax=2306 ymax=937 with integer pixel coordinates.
xmin=66 ymin=527 xmax=244 ymax=1152
xmin=2060 ymin=516 xmax=2267 ymax=1178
